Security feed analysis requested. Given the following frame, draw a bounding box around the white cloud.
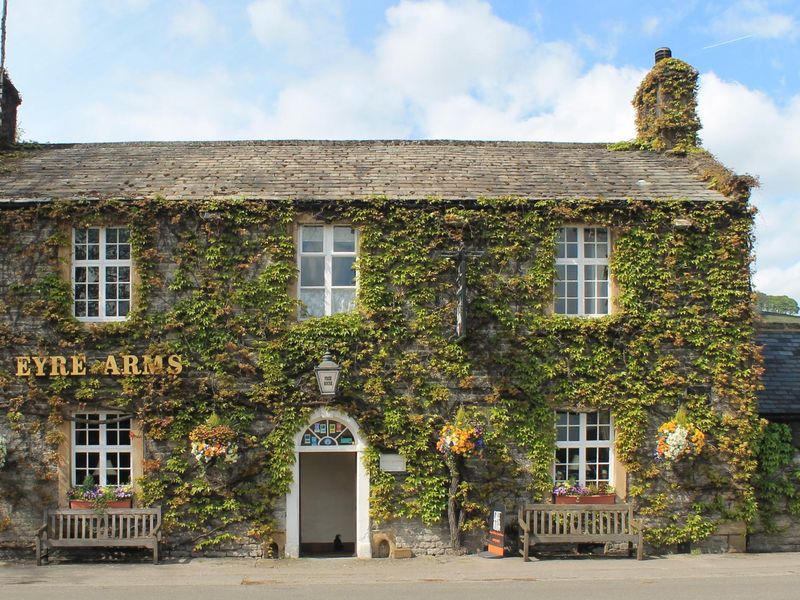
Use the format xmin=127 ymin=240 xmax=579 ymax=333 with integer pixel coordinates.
xmin=246 ymin=0 xmax=350 ymax=66
xmin=377 ymin=0 xmax=530 ymax=102
xmin=754 ymin=260 xmax=800 ymax=300
xmin=710 ymin=0 xmax=797 ymax=40
xmin=698 ymin=73 xmax=800 ymax=298
xmin=8 ymin=0 xmax=86 ymax=52
xmin=80 ymin=70 xmax=267 ymax=141
xmin=170 ymin=1 xmax=222 ymax=40
xmin=642 ymin=16 xmax=660 ymax=35
xmin=699 ymin=73 xmax=800 ymax=196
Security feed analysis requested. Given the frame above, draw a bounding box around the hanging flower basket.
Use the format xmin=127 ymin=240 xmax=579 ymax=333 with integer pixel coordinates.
xmin=189 ymin=414 xmax=239 ymax=465
xmin=436 ymin=422 xmax=484 ymax=457
xmin=655 ymin=406 xmax=706 ymax=463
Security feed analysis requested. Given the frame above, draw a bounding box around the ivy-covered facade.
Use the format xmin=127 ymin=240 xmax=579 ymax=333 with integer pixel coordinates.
xmin=0 ymin=52 xmax=762 ymax=558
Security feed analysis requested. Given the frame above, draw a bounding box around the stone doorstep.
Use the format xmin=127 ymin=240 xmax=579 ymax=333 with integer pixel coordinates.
xmin=390 ymin=548 xmax=414 ymax=559
xmin=714 ymin=521 xmax=747 ymax=553
xmin=715 ymin=522 xmax=746 ymax=536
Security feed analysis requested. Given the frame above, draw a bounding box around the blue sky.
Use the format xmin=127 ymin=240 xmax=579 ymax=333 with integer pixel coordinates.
xmin=5 ymin=0 xmax=800 ymax=299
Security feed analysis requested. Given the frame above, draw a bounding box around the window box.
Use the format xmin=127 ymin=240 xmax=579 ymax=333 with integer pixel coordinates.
xmin=69 ymin=499 xmax=133 ymax=509
xmin=552 ymin=493 xmax=616 ymax=505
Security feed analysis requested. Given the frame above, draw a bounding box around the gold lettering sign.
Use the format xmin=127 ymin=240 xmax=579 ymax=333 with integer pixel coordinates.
xmin=14 ymin=354 xmax=183 ymax=377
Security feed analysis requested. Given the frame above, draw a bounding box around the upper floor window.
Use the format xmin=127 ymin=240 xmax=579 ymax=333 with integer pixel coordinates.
xmin=554 ymin=226 xmax=610 ymax=316
xmin=554 ymin=410 xmax=613 ymax=485
xmin=298 ymin=224 xmax=357 ymax=318
xmin=73 ymin=227 xmax=132 ymax=322
xmin=72 ymin=412 xmax=132 ymax=486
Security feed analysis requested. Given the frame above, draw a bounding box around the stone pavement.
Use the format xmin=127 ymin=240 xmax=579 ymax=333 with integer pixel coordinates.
xmin=1 ymin=551 xmax=799 ymax=585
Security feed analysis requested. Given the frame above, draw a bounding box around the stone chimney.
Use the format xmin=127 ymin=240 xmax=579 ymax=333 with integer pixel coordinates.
xmin=633 ymin=48 xmax=700 ymax=152
xmin=0 ymin=70 xmax=21 ymax=147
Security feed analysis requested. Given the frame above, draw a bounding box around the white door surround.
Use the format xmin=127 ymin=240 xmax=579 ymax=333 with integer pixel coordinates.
xmin=285 ymin=407 xmax=371 ymax=558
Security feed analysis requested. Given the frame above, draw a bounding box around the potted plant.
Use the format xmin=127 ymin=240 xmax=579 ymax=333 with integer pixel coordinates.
xmin=68 ymin=475 xmax=134 ymax=509
xmin=552 ymin=480 xmax=616 ymax=504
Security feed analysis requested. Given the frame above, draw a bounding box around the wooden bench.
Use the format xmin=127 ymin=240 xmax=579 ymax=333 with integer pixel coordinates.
xmin=518 ymin=503 xmax=644 ymax=561
xmin=35 ymin=507 xmax=162 ymax=565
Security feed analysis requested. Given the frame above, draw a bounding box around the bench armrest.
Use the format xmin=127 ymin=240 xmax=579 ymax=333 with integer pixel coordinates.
xmin=35 ymin=524 xmax=48 ymax=538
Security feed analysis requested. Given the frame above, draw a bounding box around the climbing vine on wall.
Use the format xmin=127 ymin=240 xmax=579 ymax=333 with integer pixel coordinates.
xmin=0 ymin=187 xmax=760 ymax=551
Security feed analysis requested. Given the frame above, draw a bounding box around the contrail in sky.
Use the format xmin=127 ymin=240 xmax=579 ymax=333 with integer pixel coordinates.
xmin=703 ymin=35 xmax=754 ymax=49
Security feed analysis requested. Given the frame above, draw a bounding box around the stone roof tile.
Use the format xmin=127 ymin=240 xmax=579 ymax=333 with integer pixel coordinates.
xmin=0 ymin=140 xmax=730 ymax=202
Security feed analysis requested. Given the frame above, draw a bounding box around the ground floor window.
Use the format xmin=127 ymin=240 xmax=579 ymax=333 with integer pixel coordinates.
xmin=72 ymin=412 xmax=132 ymax=486
xmin=554 ymin=410 xmax=613 ymax=485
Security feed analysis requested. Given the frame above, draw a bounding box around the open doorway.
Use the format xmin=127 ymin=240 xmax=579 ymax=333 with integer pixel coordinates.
xmin=285 ymin=408 xmax=371 ymax=558
xmin=299 ymin=452 xmax=356 ymax=556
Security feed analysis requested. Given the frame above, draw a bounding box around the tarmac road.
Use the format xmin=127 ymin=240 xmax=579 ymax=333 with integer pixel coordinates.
xmin=1 ymin=552 xmax=799 ymax=600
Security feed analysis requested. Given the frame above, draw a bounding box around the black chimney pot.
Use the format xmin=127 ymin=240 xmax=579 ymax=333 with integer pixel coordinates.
xmin=654 ymin=47 xmax=672 ymax=64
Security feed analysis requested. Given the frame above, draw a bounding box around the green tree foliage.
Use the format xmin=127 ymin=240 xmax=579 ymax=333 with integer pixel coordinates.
xmin=756 ymin=292 xmax=799 ymax=315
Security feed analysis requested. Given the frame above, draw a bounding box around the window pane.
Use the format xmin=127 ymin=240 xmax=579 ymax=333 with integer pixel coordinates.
xmin=88 ymin=301 xmax=99 ymax=316
xmin=75 ymin=245 xmax=86 ymax=260
xmin=119 ymin=301 xmax=130 ymax=316
xmin=300 ymin=256 xmax=324 ymax=286
xmin=332 ymin=256 xmax=356 ymax=286
xmin=107 ymin=245 xmax=117 ymax=259
xmin=333 ymin=227 xmax=356 ymax=252
xmin=87 ymin=267 xmax=99 ymax=283
xmin=88 ymin=244 xmax=99 ymax=260
xmin=75 ymin=229 xmax=87 ymax=244
xmin=301 ymin=226 xmax=323 ymax=252
xmin=331 ymin=289 xmax=355 ymax=314
xmin=87 ymin=229 xmax=99 ymax=243
xmin=566 ymin=228 xmax=578 ymax=243
xmin=106 ymin=301 xmax=117 ymax=316
xmin=566 ymin=243 xmax=578 ymax=259
xmin=567 ymin=299 xmax=578 ymax=314
xmin=554 ymin=299 xmax=566 ymax=314
xmin=299 ymin=289 xmax=324 ymax=317
xmin=566 ymin=282 xmax=578 ymax=298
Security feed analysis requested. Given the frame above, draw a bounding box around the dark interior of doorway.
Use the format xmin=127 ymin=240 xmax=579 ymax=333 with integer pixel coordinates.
xmin=299 ymin=452 xmax=356 ymax=557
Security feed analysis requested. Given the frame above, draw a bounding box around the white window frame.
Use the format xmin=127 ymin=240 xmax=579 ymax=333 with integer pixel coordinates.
xmin=72 ymin=412 xmax=133 ymax=487
xmin=554 ymin=225 xmax=611 ymax=317
xmin=297 ymin=224 xmax=358 ymax=318
xmin=72 ymin=226 xmax=132 ymax=322
xmin=553 ymin=410 xmax=614 ymax=486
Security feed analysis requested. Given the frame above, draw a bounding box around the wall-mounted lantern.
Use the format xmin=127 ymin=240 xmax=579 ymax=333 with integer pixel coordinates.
xmin=314 ymin=351 xmax=341 ymax=398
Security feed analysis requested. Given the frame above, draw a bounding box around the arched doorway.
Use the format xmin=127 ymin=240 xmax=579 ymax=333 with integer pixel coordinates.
xmin=285 ymin=408 xmax=370 ymax=558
